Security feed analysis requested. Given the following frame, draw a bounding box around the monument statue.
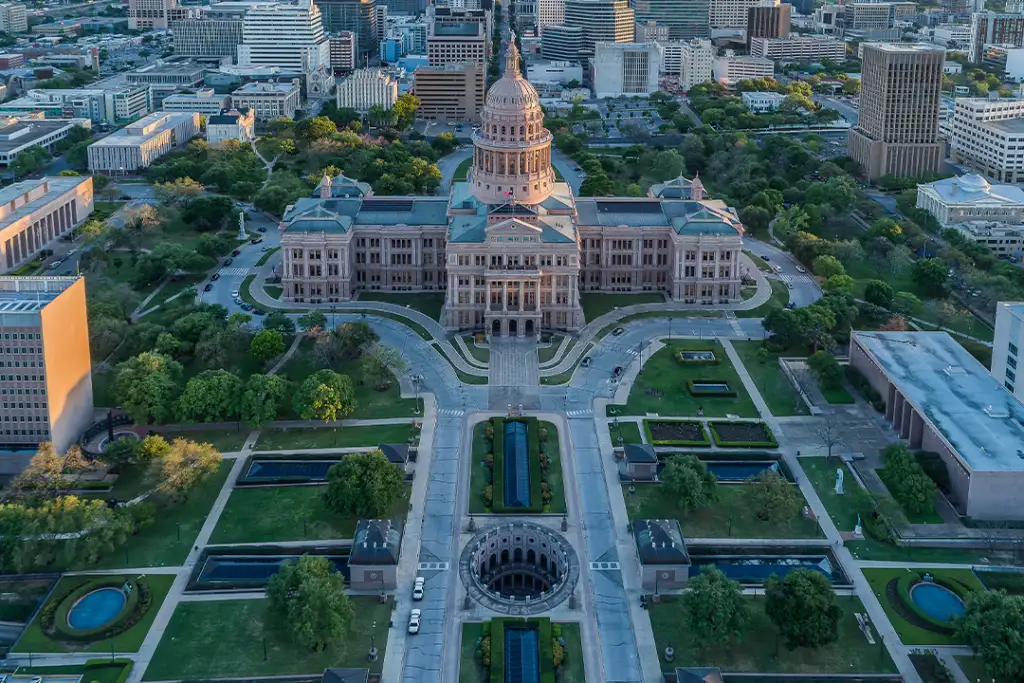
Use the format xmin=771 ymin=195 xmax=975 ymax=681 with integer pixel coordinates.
xmin=834 ymin=467 xmax=845 ymax=495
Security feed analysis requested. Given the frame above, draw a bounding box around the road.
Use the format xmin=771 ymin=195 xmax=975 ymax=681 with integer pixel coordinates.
xmin=814 ymin=95 xmax=859 ymax=125
xmin=743 ymin=237 xmax=822 ymax=308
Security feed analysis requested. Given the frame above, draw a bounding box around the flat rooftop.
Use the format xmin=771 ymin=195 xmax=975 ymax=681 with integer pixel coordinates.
xmin=983 ymin=118 xmax=1024 ymax=136
xmin=0 ymin=118 xmax=85 ymax=154
xmin=0 ymin=276 xmax=79 ymax=315
xmin=232 ymin=81 xmax=298 ymax=94
xmin=0 ymin=176 xmax=89 ymax=227
xmin=854 ymin=331 xmax=1024 ymax=472
xmin=89 ymin=112 xmax=195 ymax=147
xmin=865 ymin=43 xmax=945 ymax=54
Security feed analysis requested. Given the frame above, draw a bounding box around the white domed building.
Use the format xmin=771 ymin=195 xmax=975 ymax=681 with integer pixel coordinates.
xmin=277 ymin=40 xmax=746 ymax=336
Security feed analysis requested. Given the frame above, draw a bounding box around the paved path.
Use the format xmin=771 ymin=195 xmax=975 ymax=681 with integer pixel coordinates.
xmin=488 ymin=337 xmax=539 ymax=386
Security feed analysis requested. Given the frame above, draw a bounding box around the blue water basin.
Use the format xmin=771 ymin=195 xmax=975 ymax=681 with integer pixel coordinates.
xmin=682 ymin=352 xmax=716 ymax=361
xmin=690 ymin=555 xmax=836 ymax=583
xmin=910 ymin=582 xmax=965 ymax=622
xmin=692 ymin=382 xmax=730 ymax=391
xmin=67 ymin=587 xmax=126 ymax=630
xmin=199 ymin=555 xmax=351 ymax=583
xmin=246 ymin=459 xmax=339 ymax=480
xmin=705 ymin=460 xmax=780 ymax=481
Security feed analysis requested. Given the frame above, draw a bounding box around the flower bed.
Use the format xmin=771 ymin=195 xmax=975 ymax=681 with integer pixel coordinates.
xmin=708 ymin=421 xmax=778 ymax=448
xmin=43 ymin=579 xmax=152 ymax=642
xmin=643 ymin=420 xmax=710 ymax=447
xmin=686 ymin=380 xmax=737 ymax=397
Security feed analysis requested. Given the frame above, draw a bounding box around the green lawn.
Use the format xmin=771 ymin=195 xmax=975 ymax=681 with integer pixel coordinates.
xmin=975 ymin=570 xmax=1024 ymax=594
xmin=209 ymin=484 xmax=410 ymax=544
xmin=14 ymin=663 xmax=131 ymax=683
xmin=877 ymin=467 xmax=943 ymax=524
xmin=255 ymin=424 xmax=416 ymax=450
xmin=13 ymin=574 xmax=175 ymax=653
xmin=537 ymin=335 xmax=566 ymax=364
xmin=558 ymin=623 xmax=585 ymax=683
xmin=468 ymin=421 xmax=564 ymax=513
xmin=462 ymin=335 xmax=490 ymax=363
xmin=540 ymin=343 xmax=593 ymax=385
xmin=744 ymin=251 xmax=773 ymax=272
xmin=459 ymin=622 xmax=485 ymax=683
xmin=142 ymin=597 xmax=391 ymax=680
xmin=623 ymin=482 xmax=821 ymax=539
xmin=0 ymin=578 xmax=52 ymax=622
xmin=822 ymin=385 xmax=856 ymax=404
xmin=540 ymin=420 xmax=567 ymax=515
xmin=155 ymin=428 xmax=249 ymax=453
xmin=256 ymin=246 xmax=281 ymax=266
xmin=610 ymin=421 xmax=644 ymax=445
xmin=458 ymin=621 xmax=584 ymax=683
xmin=357 ymin=291 xmax=445 ymax=322
xmin=735 ymin=279 xmax=790 ymax=318
xmin=731 ymin=341 xmax=809 ymax=417
xmin=265 ymin=285 xmax=283 ymax=299
xmin=453 ymin=157 xmax=472 ymax=182
xmin=614 ymin=339 xmax=759 ymax=418
xmin=433 ymin=343 xmax=489 ymax=384
xmin=861 ymin=568 xmax=985 ymax=645
xmin=648 ymin=596 xmax=897 ymax=673
xmin=81 ymin=462 xmax=232 ymax=570
xmin=580 ymin=292 xmax=665 ymax=321
xmin=955 ymin=655 xmax=1007 ymax=683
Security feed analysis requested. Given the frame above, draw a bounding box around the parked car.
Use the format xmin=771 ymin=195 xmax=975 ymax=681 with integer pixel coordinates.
xmin=795 ymin=266 xmax=806 ymax=273
xmin=762 ymin=255 xmax=770 ymax=261
xmin=413 ymin=577 xmax=425 ymax=600
xmin=786 ymin=302 xmax=796 ymax=309
xmin=612 ymin=366 xmax=623 ymax=378
xmin=774 ymin=265 xmax=783 ymax=272
xmin=253 ymin=308 xmax=266 ymax=316
xmin=612 ymin=327 xmax=625 ymax=336
xmin=203 ymin=283 xmax=213 ymax=292
xmin=408 ymin=609 xmax=421 ymax=634
xmin=211 ymin=273 xmax=220 ymax=281
xmin=67 ymin=248 xmax=78 ymax=256
xmin=241 ymin=303 xmax=253 ymax=311
xmin=250 ymin=237 xmax=263 ymax=244
xmin=231 ymin=289 xmax=239 ymax=298
xmin=224 ymin=258 xmax=234 ymax=266
xmin=233 ymin=297 xmax=243 ymax=305
xmin=232 ymin=249 xmax=241 ymax=256
xmin=262 ymin=245 xmax=273 ymax=252
xmin=581 ymin=356 xmax=592 ymax=368
xmin=257 ymin=226 xmax=267 ymax=233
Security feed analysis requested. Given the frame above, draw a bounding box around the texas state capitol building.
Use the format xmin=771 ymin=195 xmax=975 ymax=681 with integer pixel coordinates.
xmin=278 ymin=42 xmax=745 ymax=336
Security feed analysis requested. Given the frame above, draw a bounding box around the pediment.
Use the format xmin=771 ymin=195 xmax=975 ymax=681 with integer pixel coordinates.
xmin=485 ymin=218 xmax=542 ymax=241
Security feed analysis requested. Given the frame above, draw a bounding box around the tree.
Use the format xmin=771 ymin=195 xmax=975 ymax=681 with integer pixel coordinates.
xmin=154 ymin=177 xmax=203 ymax=205
xmin=864 ymin=280 xmax=894 ymax=308
xmin=912 ymin=258 xmax=949 ymax=296
xmin=765 ymin=569 xmax=841 ymax=649
xmin=956 ymin=591 xmax=1024 ymax=681
xmin=682 ymin=567 xmax=749 ymax=649
xmin=893 ymin=291 xmax=922 ymax=316
xmin=392 ymin=93 xmax=420 ymax=130
xmin=887 ymin=245 xmax=914 ymax=286
xmin=868 ymin=217 xmax=902 ymax=244
xmin=114 ymin=352 xmax=183 ymax=425
xmin=750 ymin=469 xmax=801 ymax=521
xmin=101 ymin=438 xmax=140 ymax=468
xmin=266 ymin=555 xmax=354 ymax=651
xmin=10 ymin=145 xmax=52 ymax=177
xmin=822 ymin=274 xmax=854 ymax=295
xmin=138 ymin=434 xmax=170 ymax=462
xmin=292 ymin=370 xmax=357 ymax=422
xmin=295 ymin=116 xmax=337 ymax=141
xmin=263 ymin=311 xmax=297 ymax=336
xmin=10 ymin=443 xmax=92 ymax=499
xmin=661 ymin=455 xmax=718 ymax=513
xmin=881 ymin=444 xmax=936 ymax=515
xmin=842 ymin=79 xmax=860 ymax=95
xmin=176 ymin=369 xmax=243 ymax=422
xmin=323 ymin=450 xmax=405 ymax=517
xmin=815 ymin=415 xmax=845 ymax=462
xmin=123 ymin=204 xmax=161 ymax=249
xmin=336 ymin=321 xmax=378 ymax=359
xmin=250 ymin=329 xmax=286 ymax=363
xmin=148 ymin=438 xmax=222 ymax=499
xmin=181 ymin=195 xmax=237 ymax=232
xmin=298 ymin=311 xmax=327 ymax=332
xmin=807 ymin=350 xmax=842 ymax=389
xmin=879 ymin=315 xmax=908 ymax=331
xmin=812 ymin=255 xmax=845 ymax=279
xmin=360 ymin=343 xmax=407 ymax=389
xmin=240 ymin=374 xmax=290 ymax=427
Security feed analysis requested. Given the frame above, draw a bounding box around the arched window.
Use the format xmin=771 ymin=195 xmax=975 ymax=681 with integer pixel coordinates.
xmin=520 ymin=125 xmax=525 ymax=135
xmin=514 ymin=548 xmax=523 ymax=562
xmin=527 ymin=549 xmax=536 ymax=563
xmin=501 ymin=549 xmax=509 ymax=563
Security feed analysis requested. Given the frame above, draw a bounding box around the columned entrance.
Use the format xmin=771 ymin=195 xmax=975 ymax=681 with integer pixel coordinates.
xmin=509 ymin=319 xmax=518 ymax=336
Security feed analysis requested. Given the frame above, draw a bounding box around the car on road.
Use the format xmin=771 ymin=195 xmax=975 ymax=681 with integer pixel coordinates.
xmin=233 ymin=297 xmax=243 ymax=305
xmin=762 ymin=255 xmax=770 ymax=261
xmin=262 ymin=245 xmax=273 ymax=251
xmin=774 ymin=265 xmax=782 ymax=272
xmin=257 ymin=226 xmax=267 ymax=233
xmin=786 ymin=302 xmax=796 ymax=309
xmin=225 ymin=258 xmax=234 ymax=266
xmin=795 ymin=266 xmax=806 ymax=273
xmin=581 ymin=356 xmax=592 ymax=367
xmin=119 ymin=195 xmax=131 ymax=200
xmin=241 ymin=303 xmax=253 ymax=311
xmin=203 ymin=283 xmax=213 ymax=292
xmin=211 ymin=273 xmax=220 ymax=281
xmin=408 ymin=609 xmax=421 ymax=634
xmin=231 ymin=289 xmax=239 ymax=297
xmin=250 ymin=237 xmax=263 ymax=244
xmin=612 ymin=366 xmax=623 ymax=379
xmin=49 ymin=260 xmax=62 ymax=269
xmin=253 ymin=308 xmax=266 ymax=316
xmin=232 ymin=249 xmax=241 ymax=256
xmin=67 ymin=248 xmax=77 ymax=256
xmin=612 ymin=327 xmax=625 ymax=336
xmin=413 ymin=577 xmax=424 ymax=600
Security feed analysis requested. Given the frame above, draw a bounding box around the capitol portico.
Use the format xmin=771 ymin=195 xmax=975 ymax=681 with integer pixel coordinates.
xmin=277 ymin=41 xmax=746 ymax=335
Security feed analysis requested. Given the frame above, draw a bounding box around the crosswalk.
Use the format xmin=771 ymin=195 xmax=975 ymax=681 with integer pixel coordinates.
xmin=219 ymin=267 xmax=251 ymax=276
xmin=589 ymin=561 xmax=621 ymax=571
xmin=565 ymin=409 xmax=593 ymax=418
xmin=779 ymin=273 xmax=814 ymax=286
xmin=725 ymin=312 xmax=744 ymax=336
xmin=437 ymin=408 xmax=465 ymax=418
xmin=417 ymin=561 xmax=450 ymax=571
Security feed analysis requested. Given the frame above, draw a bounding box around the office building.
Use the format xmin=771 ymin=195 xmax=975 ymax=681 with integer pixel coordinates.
xmin=981 ymin=43 xmax=1024 ymax=80
xmin=171 ymin=16 xmax=245 ymax=58
xmin=279 ymin=42 xmax=745 ymax=334
xmin=636 ymin=20 xmax=669 ymax=41
xmin=207 ymin=107 xmax=255 ymax=145
xmin=677 ymin=37 xmax=713 ymax=88
xmin=949 ymin=97 xmax=1024 ymax=183
xmin=916 ymin=174 xmax=1024 ymax=226
xmin=412 ymin=62 xmax=483 ymax=120
xmin=315 ymin=0 xmax=378 ymax=60
xmin=742 ymin=90 xmax=785 ymax=112
xmin=238 ymin=0 xmax=330 ymax=71
xmin=712 ymin=53 xmax=773 ymax=86
xmin=930 ymin=23 xmax=972 ymax=47
xmin=813 ymin=3 xmax=841 ymax=35
xmin=848 ymin=44 xmax=944 ymax=180
xmin=0 ymin=3 xmax=27 ymax=34
xmin=0 ymin=116 xmax=91 ymax=167
xmin=128 ymin=0 xmax=191 ymax=30
xmin=538 ymin=0 xmax=565 ymax=30
xmin=330 ymin=31 xmax=357 ymax=73
xmin=541 ymin=24 xmax=584 ymax=61
xmin=0 ymin=84 xmax=151 ymax=125
xmin=427 ymin=14 xmax=487 ymax=67
xmin=87 ymin=112 xmax=200 ymax=173
xmin=970 ymin=12 xmax=1024 ymax=62
xmin=747 ymin=1 xmax=791 ymax=44
xmin=0 ymin=178 xmax=93 ymax=275
xmin=750 ymin=35 xmax=847 ymax=61
xmin=847 ymin=2 xmax=918 ymax=33
xmin=993 ymin=302 xmax=1024 ymax=402
xmin=230 ymin=79 xmax=302 ymax=120
xmin=0 ymin=53 xmax=23 ymax=69
xmin=593 ymin=42 xmax=661 ymax=97
xmin=162 ymin=88 xmax=230 ymax=115
xmin=125 ymin=60 xmax=206 ymax=106
xmin=563 ymin=0 xmax=634 ymax=55
xmin=336 ymin=67 xmax=398 ymax=111
xmin=633 ymin=0 xmax=708 ymax=38
xmin=709 ymin=0 xmax=751 ymax=32
xmin=0 ymin=276 xmax=94 ymax=455
xmin=851 ymin=330 xmax=1024 ymax=521
xmin=526 ymin=60 xmax=584 ymax=84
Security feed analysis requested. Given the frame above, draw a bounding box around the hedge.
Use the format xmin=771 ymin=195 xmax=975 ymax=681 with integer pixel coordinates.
xmin=490 ymin=417 xmax=545 ymax=514
xmin=84 ymin=658 xmax=134 ymax=683
xmin=488 ymin=618 xmax=555 ymax=683
xmin=489 ymin=618 xmax=506 ymax=683
xmin=895 ymin=572 xmax=971 ymax=635
xmin=677 ymin=349 xmax=720 ymax=365
xmin=685 ymin=379 xmax=737 ymax=397
xmin=44 ymin=579 xmax=152 ymax=642
xmin=642 ymin=420 xmax=711 ymax=447
xmin=708 ymin=421 xmax=778 ymax=448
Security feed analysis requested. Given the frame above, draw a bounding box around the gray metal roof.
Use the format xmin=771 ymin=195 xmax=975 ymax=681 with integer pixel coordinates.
xmin=349 ymin=519 xmax=403 ymax=565
xmin=632 ymin=519 xmax=690 ymax=565
xmin=624 ymin=443 xmax=657 ymax=463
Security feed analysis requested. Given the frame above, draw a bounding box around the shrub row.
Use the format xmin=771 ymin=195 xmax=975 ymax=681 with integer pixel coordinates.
xmin=685 ymin=380 xmax=736 ymax=397
xmin=676 ymin=349 xmax=720 ymax=365
xmin=83 ymin=658 xmax=134 ymax=683
xmin=845 ymin=365 xmax=885 ymax=412
xmin=486 ymin=618 xmax=556 ymax=683
xmin=708 ymin=421 xmax=778 ymax=448
xmin=895 ymin=573 xmax=971 ymax=635
xmin=643 ymin=420 xmax=710 ymax=447
xmin=42 ymin=579 xmax=151 ymax=642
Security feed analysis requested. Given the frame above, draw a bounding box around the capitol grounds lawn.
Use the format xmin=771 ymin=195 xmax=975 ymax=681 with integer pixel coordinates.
xmin=731 ymin=341 xmax=809 ymax=417
xmin=735 ymin=279 xmax=790 ymax=318
xmin=540 ymin=343 xmax=593 ymax=385
xmin=609 ymin=420 xmax=644 ymax=445
xmin=579 ymin=292 xmax=666 ymax=321
xmin=13 ymin=664 xmax=131 ymax=683
xmin=356 ymin=291 xmax=446 ymax=322
xmin=141 ymin=597 xmax=391 ymax=680
xmin=648 ymin=595 xmax=897 ymax=674
xmin=209 ymin=484 xmax=411 ymax=544
xmin=76 ymin=461 xmax=232 ymax=570
xmin=611 ymin=339 xmax=758 ymax=418
xmin=278 ymin=339 xmax=419 ymax=419
xmin=861 ymin=567 xmax=985 ymax=646
xmin=254 ymin=423 xmax=417 ymax=451
xmin=152 ymin=427 xmax=249 ymax=453
xmin=468 ymin=421 xmax=566 ymax=515
xmin=955 ymin=656 xmax=1007 ymax=683
xmin=458 ymin=622 xmax=584 ymax=683
xmin=14 ymin=573 xmax=176 ymax=654
xmin=622 ymin=482 xmax=821 ymax=539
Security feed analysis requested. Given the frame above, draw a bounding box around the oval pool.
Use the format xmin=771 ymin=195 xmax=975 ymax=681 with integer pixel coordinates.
xmin=910 ymin=582 xmax=965 ymax=622
xmin=67 ymin=587 xmax=127 ymax=630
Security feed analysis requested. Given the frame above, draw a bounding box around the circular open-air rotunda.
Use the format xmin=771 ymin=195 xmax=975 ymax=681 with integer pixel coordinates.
xmin=460 ymin=521 xmax=580 ymax=615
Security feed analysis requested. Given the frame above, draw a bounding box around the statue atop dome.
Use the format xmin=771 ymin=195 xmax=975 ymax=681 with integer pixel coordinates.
xmin=505 ymin=34 xmax=520 ymax=76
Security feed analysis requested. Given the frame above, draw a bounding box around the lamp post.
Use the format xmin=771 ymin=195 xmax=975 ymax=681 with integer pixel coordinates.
xmin=728 ymin=514 xmax=733 ymax=536
xmin=303 ymin=517 xmax=308 ymax=538
xmin=262 ymin=637 xmax=267 ymax=662
xmin=175 ymin=521 xmax=180 ymax=542
xmin=638 ymin=342 xmax=643 ymax=375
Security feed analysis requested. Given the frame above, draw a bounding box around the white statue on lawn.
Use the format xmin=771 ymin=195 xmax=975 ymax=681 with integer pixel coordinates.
xmin=835 ymin=467 xmax=845 ymax=495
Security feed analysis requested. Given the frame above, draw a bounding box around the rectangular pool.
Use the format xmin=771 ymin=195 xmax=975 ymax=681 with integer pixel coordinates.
xmin=245 ymin=459 xmax=340 ymax=480
xmin=505 ymin=627 xmax=539 ymax=683
xmin=198 ymin=554 xmax=351 ymax=584
xmin=681 ymin=351 xmax=716 ymax=361
xmin=692 ymin=382 xmax=730 ymax=391
xmin=705 ymin=460 xmax=781 ymax=481
xmin=690 ymin=555 xmax=837 ymax=584
xmin=504 ymin=421 xmax=531 ymax=508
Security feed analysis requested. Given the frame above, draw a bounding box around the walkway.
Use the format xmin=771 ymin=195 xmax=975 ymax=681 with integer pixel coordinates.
xmin=488 ymin=337 xmax=539 ymax=386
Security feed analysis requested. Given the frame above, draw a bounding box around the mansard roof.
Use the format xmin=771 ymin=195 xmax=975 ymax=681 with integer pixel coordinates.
xmin=574 ymin=198 xmax=743 ymax=236
xmin=282 ymin=196 xmax=449 ymax=234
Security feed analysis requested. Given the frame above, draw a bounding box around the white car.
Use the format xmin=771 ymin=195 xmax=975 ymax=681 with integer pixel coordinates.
xmin=795 ymin=266 xmax=806 ymax=273
xmin=408 ymin=609 xmax=421 ymax=634
xmin=413 ymin=577 xmax=425 ymax=600
xmin=774 ymin=265 xmax=783 ymax=273
xmin=67 ymin=248 xmax=78 ymax=256
xmin=231 ymin=290 xmax=240 ymax=298
xmin=49 ymin=260 xmax=62 ymax=269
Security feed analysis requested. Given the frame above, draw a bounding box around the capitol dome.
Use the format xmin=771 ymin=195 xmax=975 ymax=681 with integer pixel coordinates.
xmin=957 ymin=173 xmax=991 ymax=193
xmin=468 ymin=38 xmax=555 ymax=206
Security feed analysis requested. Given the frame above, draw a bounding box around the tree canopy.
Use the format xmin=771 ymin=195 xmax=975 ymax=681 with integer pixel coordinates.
xmin=764 ymin=569 xmax=841 ymax=649
xmin=266 ymin=554 xmax=354 ymax=651
xmin=323 ymin=450 xmax=405 ymax=517
xmin=682 ymin=567 xmax=749 ymax=649
xmin=661 ymin=455 xmax=718 ymax=513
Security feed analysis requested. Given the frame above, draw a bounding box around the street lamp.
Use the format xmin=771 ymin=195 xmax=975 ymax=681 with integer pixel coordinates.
xmin=175 ymin=521 xmax=180 ymax=542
